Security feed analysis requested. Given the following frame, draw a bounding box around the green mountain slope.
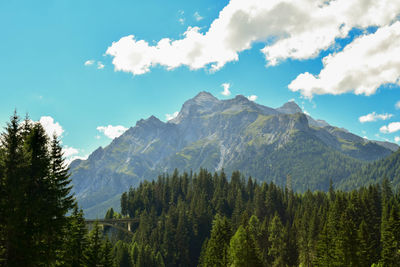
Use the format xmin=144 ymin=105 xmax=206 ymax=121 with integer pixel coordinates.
xmin=338 ymin=149 xmax=400 ymax=190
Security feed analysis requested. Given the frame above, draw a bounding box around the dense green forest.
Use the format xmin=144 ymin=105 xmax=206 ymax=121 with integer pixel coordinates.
xmin=1 ymin=113 xmax=400 ymax=266
xmin=338 ymin=149 xmax=400 ymax=191
xmin=109 ymin=169 xmax=400 ymax=267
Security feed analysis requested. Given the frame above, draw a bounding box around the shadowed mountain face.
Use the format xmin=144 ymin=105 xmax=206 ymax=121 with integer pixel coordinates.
xmin=69 ymin=92 xmax=398 ymax=218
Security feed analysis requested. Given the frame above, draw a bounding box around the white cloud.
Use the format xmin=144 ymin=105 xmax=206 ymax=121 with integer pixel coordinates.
xmin=97 ymin=125 xmax=128 ymax=139
xmin=106 ymin=0 xmax=400 ymax=76
xmin=221 ymin=83 xmax=231 ymax=96
xmin=289 ymin=22 xmax=400 ymax=98
xmin=39 ymin=116 xmax=64 ymax=138
xmin=380 ymin=122 xmax=400 ymax=134
xmin=396 ymin=101 xmax=400 ymax=109
xmin=66 ymin=154 xmax=88 ymax=166
xmin=194 ymin=12 xmax=203 ymax=21
xmin=84 ymin=60 xmax=95 ymax=66
xmin=63 ymin=146 xmax=79 ymax=158
xmin=359 ymin=112 xmax=393 ymax=123
xmin=166 ymin=111 xmax=179 ymax=121
xmin=97 ymin=61 xmax=105 ymax=69
xmin=95 ymin=135 xmax=101 ymax=140
xmin=395 ymin=136 xmax=400 ymax=143
xmin=247 ymin=95 xmax=258 ymax=101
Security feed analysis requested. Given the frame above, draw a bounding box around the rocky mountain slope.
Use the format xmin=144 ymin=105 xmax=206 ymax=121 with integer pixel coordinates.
xmin=69 ymin=92 xmax=398 ymax=218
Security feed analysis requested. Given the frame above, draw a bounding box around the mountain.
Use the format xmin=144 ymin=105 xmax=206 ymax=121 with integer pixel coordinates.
xmin=69 ymin=92 xmax=398 ymax=218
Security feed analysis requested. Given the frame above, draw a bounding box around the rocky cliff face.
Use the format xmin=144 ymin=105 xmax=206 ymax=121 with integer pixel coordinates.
xmin=70 ymin=92 xmax=398 ymax=218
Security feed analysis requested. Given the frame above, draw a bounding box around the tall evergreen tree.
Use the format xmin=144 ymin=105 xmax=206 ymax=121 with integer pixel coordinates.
xmin=0 ymin=113 xmax=75 ymax=266
xmin=201 ymin=214 xmax=232 ymax=267
xmin=268 ymin=213 xmax=287 ymax=267
xmin=63 ymin=205 xmax=87 ymax=267
xmin=84 ymin=221 xmax=103 ymax=267
xmin=0 ymin=112 xmax=28 ymax=266
xmin=228 ymin=225 xmax=262 ymax=267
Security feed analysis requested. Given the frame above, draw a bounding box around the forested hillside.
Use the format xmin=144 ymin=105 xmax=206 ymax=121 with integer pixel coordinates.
xmin=106 ymin=169 xmax=400 ymax=267
xmin=339 ymin=149 xmax=400 ymax=191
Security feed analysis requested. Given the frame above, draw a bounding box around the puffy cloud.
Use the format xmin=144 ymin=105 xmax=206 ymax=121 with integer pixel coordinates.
xmin=247 ymin=95 xmax=258 ymax=101
xmin=221 ymin=83 xmax=231 ymax=96
xmin=396 ymin=100 xmax=400 ymax=109
xmin=359 ymin=112 xmax=393 ymax=123
xmin=39 ymin=116 xmax=64 ymax=138
xmin=395 ymin=136 xmax=400 ymax=143
xmin=166 ymin=111 xmax=179 ymax=121
xmin=66 ymin=155 xmax=88 ymax=166
xmin=97 ymin=62 xmax=105 ymax=69
xmin=380 ymin=122 xmax=400 ymax=134
xmin=97 ymin=125 xmax=128 ymax=139
xmin=106 ymin=0 xmax=400 ymax=75
xmin=63 ymin=146 xmax=79 ymax=158
xmin=84 ymin=59 xmax=95 ymax=66
xmin=194 ymin=12 xmax=203 ymax=21
xmin=289 ymin=22 xmax=400 ymax=98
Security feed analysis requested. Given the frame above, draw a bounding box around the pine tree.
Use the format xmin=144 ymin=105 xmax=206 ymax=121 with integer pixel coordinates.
xmin=1 ymin=113 xmax=76 ymax=266
xmin=63 ymin=205 xmax=87 ymax=267
xmin=84 ymin=221 xmax=103 ymax=267
xmin=101 ymin=238 xmax=114 ymax=267
xmin=268 ymin=213 xmax=287 ymax=267
xmin=228 ymin=225 xmax=262 ymax=267
xmin=0 ymin=112 xmax=28 ymax=266
xmin=201 ymin=214 xmax=232 ymax=267
xmin=113 ymin=240 xmax=131 ymax=267
xmin=380 ymin=200 xmax=400 ymax=266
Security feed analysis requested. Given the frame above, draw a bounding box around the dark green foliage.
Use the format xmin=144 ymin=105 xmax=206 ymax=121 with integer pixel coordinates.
xmin=339 ymin=149 xmax=400 ymax=190
xmin=113 ymin=169 xmax=400 ymax=267
xmin=63 ymin=205 xmax=87 ymax=266
xmin=112 ymin=240 xmax=132 ymax=267
xmin=268 ymin=213 xmax=286 ymax=267
xmin=200 ymin=214 xmax=232 ymax=267
xmin=0 ymin=113 xmax=74 ymax=266
xmin=84 ymin=222 xmax=103 ymax=267
xmin=228 ymin=225 xmax=262 ymax=267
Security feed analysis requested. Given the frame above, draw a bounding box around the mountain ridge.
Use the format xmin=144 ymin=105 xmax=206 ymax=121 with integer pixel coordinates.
xmin=69 ymin=92 xmax=398 ymax=218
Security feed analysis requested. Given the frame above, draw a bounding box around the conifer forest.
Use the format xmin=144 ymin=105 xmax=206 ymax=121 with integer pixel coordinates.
xmin=1 ymin=113 xmax=400 ymax=266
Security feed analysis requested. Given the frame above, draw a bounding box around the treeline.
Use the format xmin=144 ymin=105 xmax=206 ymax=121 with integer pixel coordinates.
xmin=115 ymin=169 xmax=400 ymax=267
xmin=0 ymin=113 xmax=115 ymax=266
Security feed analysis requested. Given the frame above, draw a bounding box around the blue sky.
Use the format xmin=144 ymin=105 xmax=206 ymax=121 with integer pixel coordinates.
xmin=1 ymin=0 xmax=400 ymax=162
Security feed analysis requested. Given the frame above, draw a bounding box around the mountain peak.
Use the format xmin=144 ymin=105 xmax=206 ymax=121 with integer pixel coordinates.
xmin=234 ymin=94 xmax=250 ymax=102
xmin=136 ymin=115 xmax=164 ymax=127
xmin=276 ymin=101 xmax=302 ymax=114
xmin=192 ymin=91 xmax=219 ymax=103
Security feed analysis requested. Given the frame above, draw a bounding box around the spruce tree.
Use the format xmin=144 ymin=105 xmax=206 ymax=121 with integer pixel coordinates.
xmin=268 ymin=213 xmax=287 ymax=267
xmin=84 ymin=221 xmax=103 ymax=267
xmin=0 ymin=112 xmax=28 ymax=266
xmin=228 ymin=225 xmax=262 ymax=267
xmin=101 ymin=238 xmax=114 ymax=267
xmin=201 ymin=214 xmax=232 ymax=267
xmin=63 ymin=205 xmax=87 ymax=267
